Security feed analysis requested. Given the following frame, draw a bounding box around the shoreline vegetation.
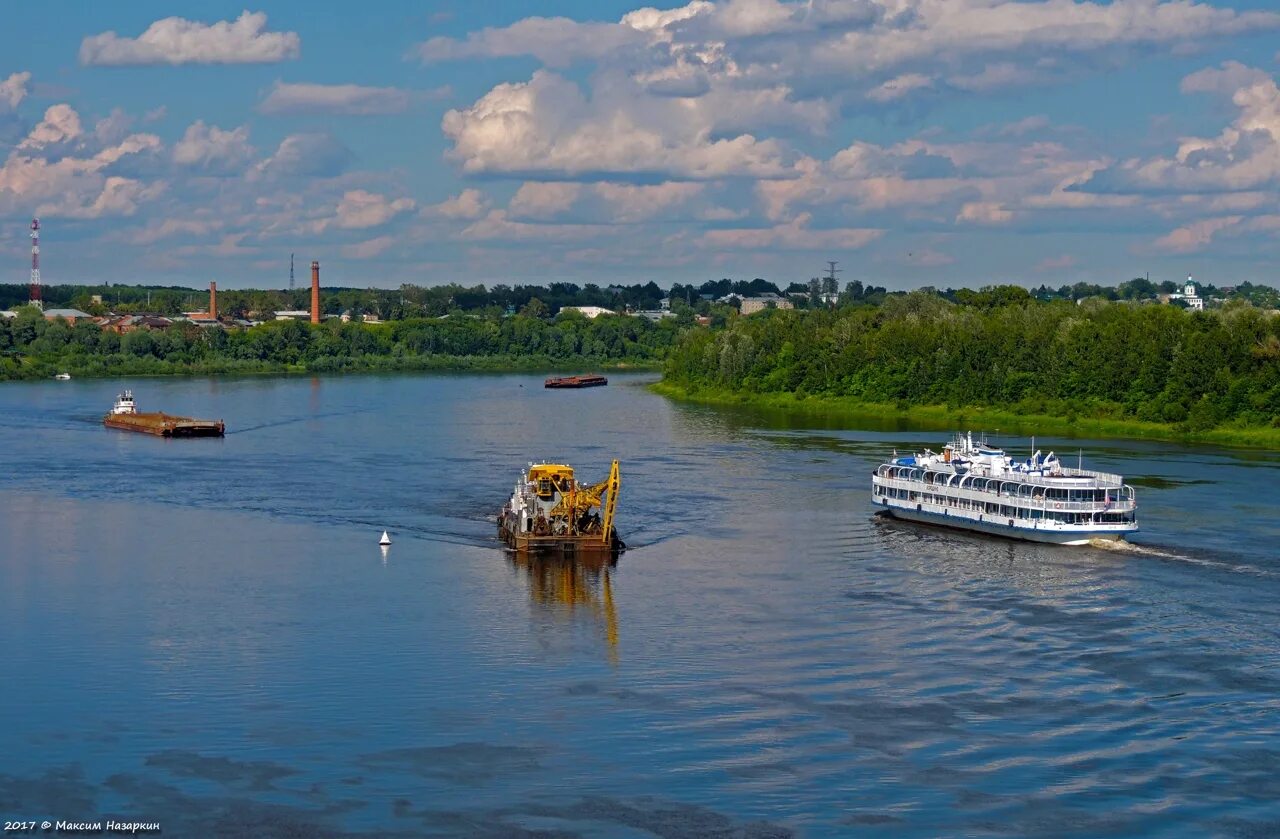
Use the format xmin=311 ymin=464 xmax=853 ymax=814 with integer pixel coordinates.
xmin=650 ymin=381 xmax=1280 ymax=449
xmin=657 ymin=289 xmax=1280 ymax=450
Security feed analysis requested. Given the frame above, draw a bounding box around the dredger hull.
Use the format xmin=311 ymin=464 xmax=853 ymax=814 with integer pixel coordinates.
xmin=498 ymin=522 xmax=621 ymax=556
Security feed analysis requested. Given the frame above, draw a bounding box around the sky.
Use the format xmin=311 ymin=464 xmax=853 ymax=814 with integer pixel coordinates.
xmin=2 ymin=0 xmax=1280 ymax=291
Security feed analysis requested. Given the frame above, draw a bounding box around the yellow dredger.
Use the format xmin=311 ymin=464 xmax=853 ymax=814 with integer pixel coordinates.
xmin=498 ymin=460 xmax=623 ymax=555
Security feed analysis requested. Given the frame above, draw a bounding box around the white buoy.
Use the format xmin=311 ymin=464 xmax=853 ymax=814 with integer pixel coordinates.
xmin=379 ymin=530 xmax=392 ymax=546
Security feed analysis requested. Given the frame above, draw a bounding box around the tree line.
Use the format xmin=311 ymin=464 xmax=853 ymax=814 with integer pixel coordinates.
xmin=663 ymin=289 xmax=1280 ymax=432
xmin=0 ymin=308 xmax=685 ymax=380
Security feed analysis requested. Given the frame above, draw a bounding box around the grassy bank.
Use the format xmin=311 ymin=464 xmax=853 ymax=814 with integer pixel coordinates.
xmin=0 ymin=353 xmax=661 ymax=382
xmin=651 ymin=380 xmax=1280 ymax=449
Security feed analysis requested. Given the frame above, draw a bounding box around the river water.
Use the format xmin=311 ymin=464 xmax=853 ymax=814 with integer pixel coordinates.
xmin=1 ymin=373 xmax=1277 ymax=837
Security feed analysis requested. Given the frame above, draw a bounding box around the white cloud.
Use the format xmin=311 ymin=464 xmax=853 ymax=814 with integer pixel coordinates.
xmin=331 ymin=190 xmax=415 ymax=229
xmin=416 ymin=17 xmax=649 ymax=67
xmin=423 ymin=188 xmax=489 ymax=220
xmin=80 ymin=11 xmax=300 ymax=66
xmin=593 ymin=181 xmax=703 ymax=222
xmin=0 ymin=123 xmax=166 ymax=220
xmin=343 ymin=235 xmax=395 ymax=258
xmin=252 ymin=133 xmax=353 ymax=179
xmin=460 ymin=210 xmax=607 ymax=241
xmin=1035 ymin=254 xmax=1077 ymax=271
xmin=868 ymin=73 xmax=934 ymax=103
xmin=957 ymin=201 xmax=1014 ymax=224
xmin=259 ymin=81 xmax=431 ymax=115
xmin=18 ymin=104 xmax=83 ymax=149
xmin=442 ymin=70 xmax=794 ymax=180
xmin=700 ymin=212 xmax=882 ymax=250
xmin=1084 ymin=63 xmax=1280 ymax=194
xmin=172 ymin=121 xmax=254 ymax=172
xmin=508 ymin=182 xmax=582 ymax=219
xmin=0 ymin=71 xmax=30 ymax=110
xmin=1152 ymin=215 xmax=1243 ymax=253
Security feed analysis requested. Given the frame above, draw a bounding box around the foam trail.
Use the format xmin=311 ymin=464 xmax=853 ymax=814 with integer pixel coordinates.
xmin=1091 ymin=538 xmax=1275 ymax=578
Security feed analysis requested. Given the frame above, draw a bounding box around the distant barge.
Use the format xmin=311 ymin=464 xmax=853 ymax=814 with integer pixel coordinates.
xmin=544 ymin=375 xmax=608 ymax=389
xmin=103 ymin=391 xmax=224 ymax=438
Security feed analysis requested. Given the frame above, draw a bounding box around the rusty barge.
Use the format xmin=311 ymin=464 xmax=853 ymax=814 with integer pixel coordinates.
xmin=103 ymin=391 xmax=225 ymax=438
xmin=499 ymin=461 xmax=623 ymax=556
xmin=544 ymin=375 xmax=608 ymax=389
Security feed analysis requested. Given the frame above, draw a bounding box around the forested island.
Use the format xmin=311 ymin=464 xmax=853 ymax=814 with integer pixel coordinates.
xmin=660 ymin=286 xmax=1280 ymax=447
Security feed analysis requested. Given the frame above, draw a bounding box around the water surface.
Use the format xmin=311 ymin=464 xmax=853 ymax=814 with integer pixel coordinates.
xmin=1 ymin=374 xmax=1277 ymax=836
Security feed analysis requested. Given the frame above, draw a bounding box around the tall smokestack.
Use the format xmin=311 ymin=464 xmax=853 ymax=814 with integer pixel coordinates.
xmin=209 ymin=281 xmax=217 ymax=321
xmin=311 ymin=261 xmax=320 ymax=324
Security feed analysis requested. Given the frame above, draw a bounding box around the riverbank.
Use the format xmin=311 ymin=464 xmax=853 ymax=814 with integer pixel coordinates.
xmin=0 ymin=354 xmax=661 ymax=382
xmin=651 ymin=381 xmax=1280 ymax=449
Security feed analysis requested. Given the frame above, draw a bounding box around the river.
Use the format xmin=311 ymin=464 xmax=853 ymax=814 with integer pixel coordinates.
xmin=1 ymin=373 xmax=1277 ymax=837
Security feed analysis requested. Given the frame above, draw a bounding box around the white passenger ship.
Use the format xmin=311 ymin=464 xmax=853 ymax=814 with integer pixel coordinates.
xmin=872 ymin=433 xmax=1137 ymax=545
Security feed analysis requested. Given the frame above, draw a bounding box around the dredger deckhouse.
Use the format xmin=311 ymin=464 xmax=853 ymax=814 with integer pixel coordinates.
xmin=499 ymin=461 xmax=623 ymax=555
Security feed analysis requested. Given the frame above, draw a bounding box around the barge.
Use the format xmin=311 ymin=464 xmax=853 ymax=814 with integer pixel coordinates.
xmin=872 ymin=432 xmax=1137 ymax=545
xmin=499 ymin=460 xmax=623 ymax=555
xmin=544 ymin=375 xmax=608 ymax=389
xmin=103 ymin=391 xmax=225 ymax=438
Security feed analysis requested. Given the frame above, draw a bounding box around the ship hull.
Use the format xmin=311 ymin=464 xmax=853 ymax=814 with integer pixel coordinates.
xmin=879 ymin=502 xmax=1133 ymax=546
xmin=498 ymin=522 xmax=620 ymax=555
xmin=104 ymin=412 xmax=225 ymax=437
xmin=544 ymin=375 xmax=608 ymax=389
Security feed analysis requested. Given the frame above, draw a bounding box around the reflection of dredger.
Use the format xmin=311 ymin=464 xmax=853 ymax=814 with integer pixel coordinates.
xmin=498 ymin=461 xmax=623 ymax=555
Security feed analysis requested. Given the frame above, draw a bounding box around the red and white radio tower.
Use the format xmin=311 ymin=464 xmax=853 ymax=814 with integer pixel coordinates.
xmin=29 ymin=218 xmax=42 ymax=309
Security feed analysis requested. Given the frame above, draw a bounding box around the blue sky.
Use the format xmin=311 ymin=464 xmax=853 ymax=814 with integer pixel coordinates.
xmin=2 ymin=1 xmax=1280 ymax=290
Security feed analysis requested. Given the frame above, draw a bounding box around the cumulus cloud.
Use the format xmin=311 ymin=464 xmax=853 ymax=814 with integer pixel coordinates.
xmin=593 ymin=181 xmax=704 ymax=222
xmin=461 ymin=210 xmax=608 ymax=241
xmin=80 ymin=11 xmax=300 ymax=66
xmin=1035 ymin=254 xmax=1077 ymax=271
xmin=0 ymin=106 xmax=165 ymax=220
xmin=957 ymin=201 xmax=1014 ymax=224
xmin=1082 ymin=63 xmax=1280 ymax=195
xmin=700 ymin=212 xmax=883 ymax=250
xmin=416 ymin=17 xmax=650 ymax=67
xmin=1151 ymin=215 xmax=1243 ymax=252
xmin=259 ymin=81 xmax=437 ymax=115
xmin=343 ymin=235 xmax=395 ymax=258
xmin=252 ymin=132 xmax=353 ymax=179
xmin=172 ymin=121 xmax=254 ymax=172
xmin=0 ymin=71 xmax=30 ymax=110
xmin=331 ymin=190 xmax=415 ymax=229
xmin=442 ymin=70 xmax=795 ymax=180
xmin=423 ymin=188 xmax=489 ymax=220
xmin=508 ymin=182 xmax=582 ymax=219
xmin=18 ymin=104 xmax=83 ymax=149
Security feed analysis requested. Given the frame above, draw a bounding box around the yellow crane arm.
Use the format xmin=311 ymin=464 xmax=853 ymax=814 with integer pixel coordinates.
xmin=600 ymin=459 xmax=620 ymax=545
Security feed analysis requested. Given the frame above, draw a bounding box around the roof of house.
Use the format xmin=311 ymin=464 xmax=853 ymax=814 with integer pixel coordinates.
xmin=43 ymin=308 xmax=93 ymax=319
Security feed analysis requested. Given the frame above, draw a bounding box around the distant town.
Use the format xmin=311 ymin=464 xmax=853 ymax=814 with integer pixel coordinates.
xmin=3 ymin=268 xmax=1278 ymax=334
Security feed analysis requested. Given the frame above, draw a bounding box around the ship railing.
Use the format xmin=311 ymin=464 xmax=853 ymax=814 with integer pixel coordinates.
xmin=877 ymin=462 xmax=1126 ymax=488
xmin=872 ymin=475 xmax=1135 ymax=512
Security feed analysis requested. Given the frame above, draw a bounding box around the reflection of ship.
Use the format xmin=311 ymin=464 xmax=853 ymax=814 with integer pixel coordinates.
xmin=498 ymin=461 xmax=623 ymax=555
xmin=508 ymin=553 xmax=619 ymax=659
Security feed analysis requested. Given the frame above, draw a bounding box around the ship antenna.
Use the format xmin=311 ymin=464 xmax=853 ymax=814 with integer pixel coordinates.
xmin=1078 ymin=449 xmax=1082 ymax=471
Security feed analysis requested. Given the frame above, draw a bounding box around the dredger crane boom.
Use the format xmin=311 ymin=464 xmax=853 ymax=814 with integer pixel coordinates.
xmin=549 ymin=459 xmax=621 ymax=543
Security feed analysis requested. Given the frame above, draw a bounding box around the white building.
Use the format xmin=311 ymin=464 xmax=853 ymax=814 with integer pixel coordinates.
xmin=1165 ymin=276 xmax=1205 ymax=311
xmin=560 ymin=306 xmax=615 ymax=319
xmin=740 ymin=294 xmax=795 ymax=315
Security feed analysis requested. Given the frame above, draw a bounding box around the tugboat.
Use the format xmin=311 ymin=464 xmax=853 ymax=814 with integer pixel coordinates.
xmin=499 ymin=460 xmax=623 ymax=555
xmin=544 ymin=375 xmax=608 ymax=389
xmin=872 ymin=432 xmax=1137 ymax=545
xmin=111 ymin=390 xmax=137 ymax=414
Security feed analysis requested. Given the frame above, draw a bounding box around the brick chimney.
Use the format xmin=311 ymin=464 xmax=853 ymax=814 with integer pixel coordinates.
xmin=209 ymin=281 xmax=217 ymax=320
xmin=311 ymin=261 xmax=320 ymax=324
